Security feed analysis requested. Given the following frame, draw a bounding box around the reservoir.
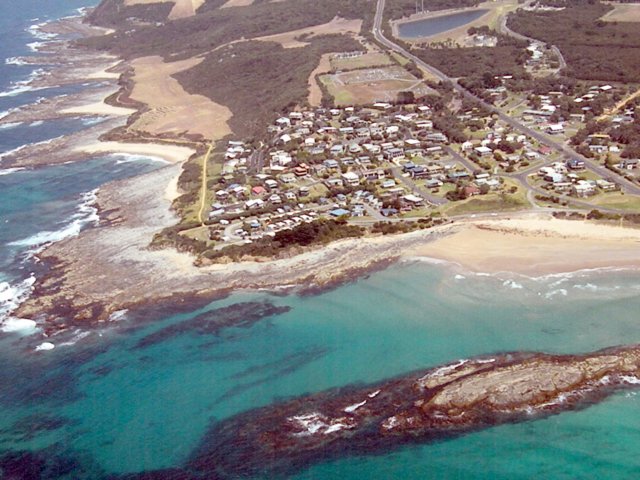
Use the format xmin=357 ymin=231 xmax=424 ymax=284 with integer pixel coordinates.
xmin=397 ymin=9 xmax=488 ymax=39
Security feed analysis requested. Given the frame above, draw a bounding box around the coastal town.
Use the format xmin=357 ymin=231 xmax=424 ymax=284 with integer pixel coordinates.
xmin=188 ymin=64 xmax=639 ymax=256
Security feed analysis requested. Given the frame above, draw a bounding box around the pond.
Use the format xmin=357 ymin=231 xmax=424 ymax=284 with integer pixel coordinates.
xmin=397 ymin=9 xmax=488 ymax=39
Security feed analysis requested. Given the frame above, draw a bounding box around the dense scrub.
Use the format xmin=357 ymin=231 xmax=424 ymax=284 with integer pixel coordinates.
xmin=174 ymin=36 xmax=364 ymax=138
xmin=507 ymin=0 xmax=640 ymax=82
xmin=412 ymin=35 xmax=529 ymax=80
xmin=203 ymin=219 xmax=365 ymax=261
xmin=385 ymin=0 xmax=480 ymax=20
xmin=84 ymin=0 xmax=374 ymax=59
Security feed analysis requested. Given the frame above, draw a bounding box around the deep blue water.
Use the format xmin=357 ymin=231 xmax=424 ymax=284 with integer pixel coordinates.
xmin=397 ymin=9 xmax=488 ymax=39
xmin=2 ymin=1 xmax=640 ymax=479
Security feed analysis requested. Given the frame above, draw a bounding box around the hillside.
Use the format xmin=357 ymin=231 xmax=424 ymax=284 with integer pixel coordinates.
xmin=82 ymin=0 xmax=375 ymax=138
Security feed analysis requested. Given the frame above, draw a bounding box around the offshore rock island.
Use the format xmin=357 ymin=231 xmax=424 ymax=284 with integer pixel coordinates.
xmin=111 ymin=345 xmax=640 ymax=479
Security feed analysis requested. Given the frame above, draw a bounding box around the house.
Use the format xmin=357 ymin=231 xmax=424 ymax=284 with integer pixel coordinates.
xmin=251 ymin=186 xmax=266 ymax=196
xmin=426 ymin=164 xmax=444 ymax=175
xmin=384 ymin=148 xmax=405 ymax=160
xmin=363 ymin=169 xmax=386 ymax=181
xmin=567 ymin=159 xmax=585 ymax=171
xmin=572 ymin=180 xmax=596 ymax=197
xmin=402 ymin=194 xmax=424 ymax=206
xmin=265 ymin=179 xmax=278 ymax=190
xmin=329 ymin=208 xmax=350 ymax=217
xmin=544 ymin=172 xmax=565 ymax=183
xmin=425 ymin=178 xmax=443 ymax=189
xmin=342 ymin=171 xmax=361 ymax=187
xmin=620 ymin=159 xmax=639 ymax=170
xmin=324 ymin=159 xmax=339 ymax=169
xmin=380 ymin=208 xmax=398 ymax=216
xmin=269 ymin=194 xmax=282 ymax=204
xmin=547 ymin=124 xmax=564 ymax=134
xmin=463 ymin=185 xmax=481 ymax=197
xmin=245 ymin=199 xmax=264 ymax=210
xmin=425 ymin=132 xmax=448 ymax=143
xmin=294 ymin=163 xmax=310 ymax=176
xmin=425 ymin=146 xmax=443 ymax=156
xmin=475 ymin=146 xmax=493 ymax=157
xmin=596 ymin=179 xmax=617 ymax=192
xmin=411 ymin=166 xmax=430 ymax=179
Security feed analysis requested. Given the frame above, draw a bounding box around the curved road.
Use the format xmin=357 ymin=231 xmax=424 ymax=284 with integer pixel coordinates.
xmin=372 ymin=0 xmax=640 ymax=197
xmin=497 ymin=8 xmax=567 ymax=72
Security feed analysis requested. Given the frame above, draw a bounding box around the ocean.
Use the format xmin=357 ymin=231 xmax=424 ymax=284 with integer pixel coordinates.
xmin=2 ymin=1 xmax=640 ymax=479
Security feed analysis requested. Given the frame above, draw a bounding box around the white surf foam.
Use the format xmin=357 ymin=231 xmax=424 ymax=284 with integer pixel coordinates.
xmin=111 ymin=153 xmax=170 ymax=165
xmin=0 ymin=122 xmax=24 ymax=130
xmin=0 ymin=68 xmax=48 ymax=98
xmin=0 ymin=167 xmax=26 ymax=176
xmin=35 ymin=342 xmax=55 ymax=351
xmin=503 ymin=279 xmax=523 ymax=289
xmin=81 ymin=116 xmax=107 ymax=127
xmin=28 ymin=120 xmax=44 ymax=127
xmin=0 ymin=275 xmax=37 ymax=331
xmin=8 ymin=189 xmax=99 ymax=255
xmin=1 ymin=318 xmax=37 ymax=334
xmin=5 ymin=57 xmax=29 ymax=66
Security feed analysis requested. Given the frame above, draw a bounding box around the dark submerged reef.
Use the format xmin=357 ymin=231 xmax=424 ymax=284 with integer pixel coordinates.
xmin=132 ymin=301 xmax=292 ymax=350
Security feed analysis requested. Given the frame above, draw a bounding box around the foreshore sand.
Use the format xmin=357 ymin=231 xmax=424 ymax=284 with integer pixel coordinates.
xmin=74 ymin=141 xmax=196 ymax=164
xmin=407 ymin=216 xmax=640 ymax=276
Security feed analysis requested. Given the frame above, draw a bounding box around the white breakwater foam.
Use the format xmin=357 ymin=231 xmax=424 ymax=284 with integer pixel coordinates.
xmin=0 ymin=276 xmax=37 ymax=334
xmin=9 ymin=189 xmax=99 ymax=255
xmin=0 ymin=122 xmax=24 ymax=130
xmin=0 ymin=68 xmax=48 ymax=98
xmin=0 ymin=135 xmax=64 ymax=162
xmin=0 ymin=168 xmax=26 ymax=176
xmin=111 ymin=153 xmax=171 ymax=165
xmin=5 ymin=57 xmax=29 ymax=66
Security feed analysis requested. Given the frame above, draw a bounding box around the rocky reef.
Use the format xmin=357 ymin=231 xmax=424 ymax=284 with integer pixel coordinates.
xmin=184 ymin=346 xmax=640 ymax=478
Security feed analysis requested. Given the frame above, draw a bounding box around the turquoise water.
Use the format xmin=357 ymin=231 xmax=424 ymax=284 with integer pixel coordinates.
xmin=397 ymin=10 xmax=488 ymax=39
xmin=3 ymin=264 xmax=640 ymax=477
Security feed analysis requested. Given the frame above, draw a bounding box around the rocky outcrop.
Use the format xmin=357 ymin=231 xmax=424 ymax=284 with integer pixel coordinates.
xmin=184 ymin=346 xmax=640 ymax=478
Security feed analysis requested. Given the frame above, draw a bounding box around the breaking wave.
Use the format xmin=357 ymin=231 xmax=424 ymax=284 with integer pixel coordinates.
xmin=8 ymin=189 xmax=99 ymax=255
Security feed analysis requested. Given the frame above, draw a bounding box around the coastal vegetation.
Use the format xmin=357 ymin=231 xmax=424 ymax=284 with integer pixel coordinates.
xmin=385 ymin=0 xmax=480 ymax=20
xmin=174 ymin=36 xmax=364 ymax=137
xmin=412 ymin=32 xmax=529 ymax=81
xmin=507 ymin=0 xmax=640 ymax=82
xmin=202 ymin=219 xmax=365 ymax=262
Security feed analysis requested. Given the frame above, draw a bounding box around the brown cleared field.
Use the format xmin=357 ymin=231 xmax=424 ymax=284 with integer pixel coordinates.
xmin=320 ymin=66 xmax=432 ymax=105
xmin=123 ymin=0 xmax=204 ymax=19
xmin=329 ymin=52 xmax=394 ymax=71
xmin=254 ymin=17 xmax=362 ymax=48
xmin=308 ymin=53 xmax=333 ymax=106
xmin=601 ymin=3 xmax=640 ymax=22
xmin=129 ymin=55 xmax=232 ymax=140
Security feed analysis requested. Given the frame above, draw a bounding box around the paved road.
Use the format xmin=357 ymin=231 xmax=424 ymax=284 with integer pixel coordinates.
xmin=497 ymin=8 xmax=567 ymax=72
xmin=443 ymin=145 xmax=478 ymax=173
xmin=372 ymin=0 xmax=640 ymax=197
xmin=390 ymin=166 xmax=447 ymax=206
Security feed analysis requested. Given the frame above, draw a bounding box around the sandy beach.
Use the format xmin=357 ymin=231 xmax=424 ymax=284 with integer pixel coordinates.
xmin=407 ymin=215 xmax=640 ymax=276
xmin=75 ymin=141 xmax=196 ymax=164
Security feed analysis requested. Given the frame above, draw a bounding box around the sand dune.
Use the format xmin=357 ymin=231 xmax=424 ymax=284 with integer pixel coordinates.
xmin=255 ymin=17 xmax=363 ymax=48
xmin=123 ymin=0 xmax=205 ymax=19
xmin=129 ymin=55 xmax=232 ymax=141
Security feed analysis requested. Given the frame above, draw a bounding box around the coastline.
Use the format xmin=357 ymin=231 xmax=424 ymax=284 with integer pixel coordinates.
xmin=7 ymin=7 xmax=640 ymax=337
